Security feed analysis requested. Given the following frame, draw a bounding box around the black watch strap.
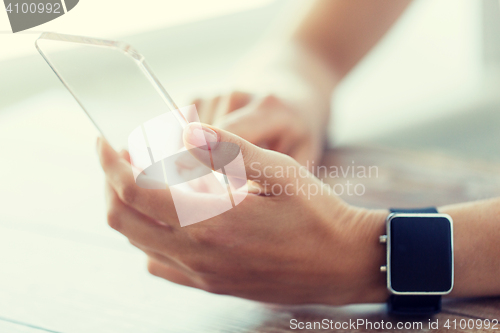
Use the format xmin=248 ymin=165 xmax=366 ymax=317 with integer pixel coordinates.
xmin=389 ymin=207 xmax=438 ymax=214
xmin=388 ymin=295 xmax=441 ymax=315
xmin=388 ymin=207 xmax=441 ymax=316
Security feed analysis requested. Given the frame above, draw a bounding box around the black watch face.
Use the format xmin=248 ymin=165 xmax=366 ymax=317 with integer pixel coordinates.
xmin=389 ymin=215 xmax=453 ymax=293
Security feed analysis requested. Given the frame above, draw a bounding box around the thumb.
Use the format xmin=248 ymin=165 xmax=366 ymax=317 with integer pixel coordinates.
xmin=182 ymin=122 xmax=295 ymax=185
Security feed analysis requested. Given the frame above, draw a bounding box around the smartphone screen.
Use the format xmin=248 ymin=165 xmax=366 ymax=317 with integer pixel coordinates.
xmin=36 ymin=32 xmax=182 ymax=149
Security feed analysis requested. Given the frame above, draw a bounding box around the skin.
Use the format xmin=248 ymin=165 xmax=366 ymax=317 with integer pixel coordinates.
xmin=98 ymin=124 xmax=500 ymax=304
xmin=98 ymin=127 xmax=389 ymax=305
xmin=97 ymin=0 xmax=500 ymax=304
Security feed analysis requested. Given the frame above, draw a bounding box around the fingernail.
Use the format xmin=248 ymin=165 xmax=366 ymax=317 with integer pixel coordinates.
xmin=185 ymin=124 xmax=219 ymax=151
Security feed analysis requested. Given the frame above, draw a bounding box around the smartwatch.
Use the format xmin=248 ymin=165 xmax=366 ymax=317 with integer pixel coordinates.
xmin=380 ymin=207 xmax=454 ymax=316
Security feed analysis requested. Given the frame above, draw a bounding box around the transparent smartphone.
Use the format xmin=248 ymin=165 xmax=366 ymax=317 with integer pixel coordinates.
xmin=36 ymin=32 xmax=188 ymax=149
xmin=36 ymin=33 xmax=247 ymax=226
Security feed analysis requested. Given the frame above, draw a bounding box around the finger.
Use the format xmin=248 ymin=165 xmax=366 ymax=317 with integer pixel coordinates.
xmin=130 ymin=239 xmax=195 ymax=276
xmin=105 ymin=182 xmax=184 ymax=254
xmin=98 ymin=137 xmax=179 ymax=225
xmin=183 ymin=123 xmax=297 ymax=185
xmin=289 ymin=137 xmax=320 ymax=167
xmin=146 ymin=257 xmax=200 ymax=289
xmin=213 ymin=91 xmax=252 ymax=121
xmin=214 ymin=105 xmax=289 ymax=146
xmin=119 ymin=149 xmax=131 ymax=163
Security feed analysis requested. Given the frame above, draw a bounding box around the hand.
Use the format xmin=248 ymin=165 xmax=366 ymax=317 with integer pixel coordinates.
xmin=192 ymin=91 xmax=328 ymax=168
xmin=97 ymin=124 xmax=388 ymax=305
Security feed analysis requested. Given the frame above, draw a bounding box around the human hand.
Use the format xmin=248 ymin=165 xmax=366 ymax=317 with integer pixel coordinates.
xmin=192 ymin=91 xmax=328 ymax=167
xmin=97 ymin=123 xmax=388 ymax=305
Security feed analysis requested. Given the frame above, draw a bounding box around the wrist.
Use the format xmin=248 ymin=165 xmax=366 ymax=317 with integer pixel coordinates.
xmin=231 ymin=42 xmax=336 ymax=107
xmin=343 ymin=207 xmax=390 ymax=304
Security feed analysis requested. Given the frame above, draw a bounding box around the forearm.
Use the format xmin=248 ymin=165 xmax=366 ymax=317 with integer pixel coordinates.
xmin=232 ymin=0 xmax=412 ymax=121
xmin=440 ymin=198 xmax=500 ymax=298
xmin=294 ymin=0 xmax=412 ymax=79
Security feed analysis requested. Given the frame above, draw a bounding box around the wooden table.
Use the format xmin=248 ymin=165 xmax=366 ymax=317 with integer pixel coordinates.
xmin=0 ymin=145 xmax=499 ymax=332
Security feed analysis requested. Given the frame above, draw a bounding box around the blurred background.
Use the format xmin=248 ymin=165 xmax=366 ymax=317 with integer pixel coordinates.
xmin=0 ymin=0 xmax=499 ymax=331
xmin=2 ymin=0 xmax=500 ymax=155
